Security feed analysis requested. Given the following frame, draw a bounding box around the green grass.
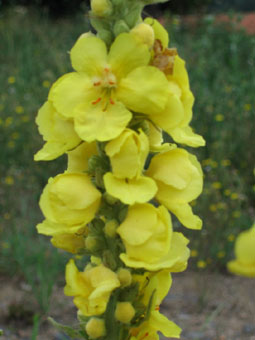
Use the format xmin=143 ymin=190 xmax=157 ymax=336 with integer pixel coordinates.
xmin=0 ymin=6 xmax=255 ymax=327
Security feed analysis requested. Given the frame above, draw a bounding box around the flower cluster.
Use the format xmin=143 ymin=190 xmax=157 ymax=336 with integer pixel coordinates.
xmin=35 ymin=1 xmax=204 ymax=339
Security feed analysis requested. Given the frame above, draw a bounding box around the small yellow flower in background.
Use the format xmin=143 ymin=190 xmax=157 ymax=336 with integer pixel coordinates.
xmin=8 ymin=76 xmax=16 ymax=84
xmin=191 ymin=250 xmax=198 ymax=257
xmin=0 ymin=104 xmax=4 ymax=111
xmin=217 ymin=202 xmax=226 ymax=210
xmin=5 ymin=117 xmax=13 ymax=127
xmin=227 ymin=225 xmax=255 ymax=278
xmin=211 ymin=160 xmax=218 ymax=168
xmin=15 ymin=105 xmax=24 ymax=114
xmin=231 ymin=192 xmax=239 ymax=200
xmin=212 ymin=182 xmax=222 ymax=189
xmin=4 ymin=213 xmax=11 ymax=220
xmin=197 ymin=260 xmax=206 ymax=269
xmin=42 ymin=80 xmax=51 ymax=88
xmin=224 ymin=85 xmax=232 ymax=93
xmin=224 ymin=189 xmax=231 ymax=196
xmin=217 ymin=251 xmax=225 ymax=259
xmin=11 ymin=132 xmax=19 ymax=140
xmin=227 ymin=234 xmax=235 ymax=242
xmin=2 ymin=242 xmax=10 ymax=249
xmin=232 ymin=211 xmax=241 ymax=218
xmin=21 ymin=115 xmax=29 ymax=122
xmin=172 ymin=17 xmax=180 ymax=26
xmin=202 ymin=158 xmax=211 ymax=166
xmin=215 ymin=114 xmax=224 ymax=122
xmin=221 ymin=159 xmax=231 ymax=167
xmin=5 ymin=176 xmax=14 ymax=185
xmin=7 ymin=141 xmax=15 ymax=149
xmin=209 ymin=204 xmax=217 ymax=212
xmin=244 ymin=103 xmax=251 ymax=111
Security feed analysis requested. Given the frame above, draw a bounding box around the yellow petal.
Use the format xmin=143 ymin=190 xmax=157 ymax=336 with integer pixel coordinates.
xmin=117 ymin=66 xmax=169 ymax=115
xmin=70 ymin=34 xmax=107 ymax=76
xmin=74 ymin=101 xmax=132 ymax=142
xmin=108 ymin=33 xmax=151 ymax=80
xmin=34 ymin=141 xmax=72 ymax=161
xmin=150 ymin=311 xmax=181 ymax=338
xmin=169 ymin=126 xmax=206 ymax=147
xmin=49 ymin=73 xmax=94 ymax=118
xmin=162 ymin=202 xmax=202 ymax=230
xmin=67 ymin=142 xmax=97 ymax=172
xmin=104 ymin=173 xmax=157 ymax=205
xmin=144 ymin=18 xmax=169 ymax=48
xmin=235 ymin=226 xmax=255 ymax=264
xmin=51 ymin=233 xmax=85 ymax=254
xmin=37 ymin=219 xmax=84 ymax=236
xmin=227 ymin=260 xmax=255 ymax=278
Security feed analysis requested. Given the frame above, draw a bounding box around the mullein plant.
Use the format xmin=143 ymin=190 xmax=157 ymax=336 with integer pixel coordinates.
xmin=34 ymin=0 xmax=205 ymax=339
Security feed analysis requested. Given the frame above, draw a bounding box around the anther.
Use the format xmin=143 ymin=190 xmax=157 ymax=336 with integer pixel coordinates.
xmin=110 ymin=98 xmax=115 ymax=105
xmin=93 ymin=81 xmax=102 ymax=86
xmin=92 ymin=97 xmax=102 ymax=105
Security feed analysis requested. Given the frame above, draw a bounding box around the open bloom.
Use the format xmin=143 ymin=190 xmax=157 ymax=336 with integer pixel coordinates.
xmin=64 ymin=259 xmax=120 ymax=316
xmin=117 ymin=203 xmax=190 ymax=271
xmin=147 ymin=148 xmax=203 ymax=230
xmin=144 ymin=18 xmax=205 ymax=148
xmin=34 ymin=101 xmax=81 ymax=161
xmin=37 ymin=172 xmax=101 ymax=236
xmin=103 ymin=129 xmax=157 ymax=204
xmin=48 ymin=32 xmax=169 ymax=142
xmin=131 ymin=270 xmax=181 ymax=339
xmin=227 ymin=225 xmax=255 ymax=278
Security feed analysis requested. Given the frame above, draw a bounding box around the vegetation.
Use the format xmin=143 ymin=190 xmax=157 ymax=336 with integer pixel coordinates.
xmin=0 ymin=5 xmax=254 ymax=328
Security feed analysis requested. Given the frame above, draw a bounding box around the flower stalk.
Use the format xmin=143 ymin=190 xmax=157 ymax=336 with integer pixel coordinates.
xmin=34 ymin=0 xmax=205 ymax=339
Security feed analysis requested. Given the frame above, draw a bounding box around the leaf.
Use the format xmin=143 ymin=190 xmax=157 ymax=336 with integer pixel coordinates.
xmin=48 ymin=317 xmax=87 ymax=339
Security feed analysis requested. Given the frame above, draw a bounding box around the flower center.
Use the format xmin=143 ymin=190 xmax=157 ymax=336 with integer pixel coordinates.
xmin=91 ymin=66 xmax=117 ymax=110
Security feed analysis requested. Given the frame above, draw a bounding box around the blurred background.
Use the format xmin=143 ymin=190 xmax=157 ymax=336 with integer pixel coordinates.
xmin=0 ymin=0 xmax=255 ymax=339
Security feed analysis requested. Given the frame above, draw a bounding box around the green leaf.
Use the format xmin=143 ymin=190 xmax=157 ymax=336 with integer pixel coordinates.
xmin=48 ymin=317 xmax=87 ymax=339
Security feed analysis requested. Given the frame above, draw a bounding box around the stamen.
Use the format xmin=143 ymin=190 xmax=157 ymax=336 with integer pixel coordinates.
xmin=108 ymin=81 xmax=115 ymax=85
xmin=93 ymin=81 xmax=101 ymax=86
xmin=140 ymin=332 xmax=149 ymax=340
xmin=92 ymin=97 xmax=102 ymax=105
xmin=155 ymin=306 xmax=160 ymax=311
xmin=104 ymin=67 xmax=110 ymax=72
xmin=110 ymin=98 xmax=115 ymax=105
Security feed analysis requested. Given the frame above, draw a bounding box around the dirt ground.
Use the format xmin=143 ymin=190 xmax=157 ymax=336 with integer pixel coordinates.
xmin=0 ymin=271 xmax=255 ymax=340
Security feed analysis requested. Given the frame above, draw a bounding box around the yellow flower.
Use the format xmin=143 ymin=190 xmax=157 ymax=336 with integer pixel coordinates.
xmin=215 ymin=114 xmax=224 ymax=122
xmin=7 ymin=141 xmax=15 ymax=149
xmin=212 ymin=182 xmax=222 ymax=189
xmin=5 ymin=117 xmax=13 ymax=127
xmin=48 ymin=32 xmax=169 ymax=142
xmin=103 ymin=129 xmax=157 ymax=204
xmin=217 ymin=251 xmax=225 ymax=258
xmin=5 ymin=176 xmax=14 ymax=185
xmin=227 ymin=234 xmax=235 ymax=242
xmin=145 ymin=19 xmax=204 ymax=148
xmin=147 ymin=148 xmax=203 ymax=230
xmin=191 ymin=250 xmax=198 ymax=257
xmin=117 ymin=203 xmax=190 ymax=271
xmin=232 ymin=211 xmax=241 ymax=218
xmin=15 ymin=106 xmax=24 ymax=114
xmin=64 ymin=259 xmax=120 ymax=315
xmin=147 ymin=122 xmax=176 ymax=153
xmin=221 ymin=159 xmax=231 ymax=167
xmin=8 ymin=76 xmax=16 ymax=84
xmin=197 ymin=260 xmax=206 ymax=269
xmin=224 ymin=189 xmax=231 ymax=196
xmin=105 ymin=129 xmax=149 ymax=179
xmin=34 ymin=101 xmax=81 ymax=161
xmin=209 ymin=204 xmax=217 ymax=212
xmin=51 ymin=232 xmax=86 ymax=254
xmin=37 ymin=173 xmax=101 ymax=236
xmin=132 ymin=271 xmax=181 ymax=339
xmin=42 ymin=80 xmax=51 ymax=88
xmin=230 ymin=193 xmax=239 ymax=200
xmin=244 ymin=103 xmax=251 ymax=111
xmin=227 ymin=225 xmax=255 ymax=278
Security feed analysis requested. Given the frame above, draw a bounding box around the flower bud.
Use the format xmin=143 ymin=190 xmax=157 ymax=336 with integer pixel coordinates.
xmin=85 ymin=318 xmax=106 ymax=339
xmin=131 ymin=23 xmax=155 ymax=48
xmin=91 ymin=0 xmax=112 ymax=17
xmin=115 ymin=302 xmax=135 ymax=324
xmin=85 ymin=236 xmax=102 ymax=252
xmin=117 ymin=268 xmax=132 ymax=287
xmin=113 ymin=20 xmax=130 ymax=36
xmin=104 ymin=220 xmax=118 ymax=238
